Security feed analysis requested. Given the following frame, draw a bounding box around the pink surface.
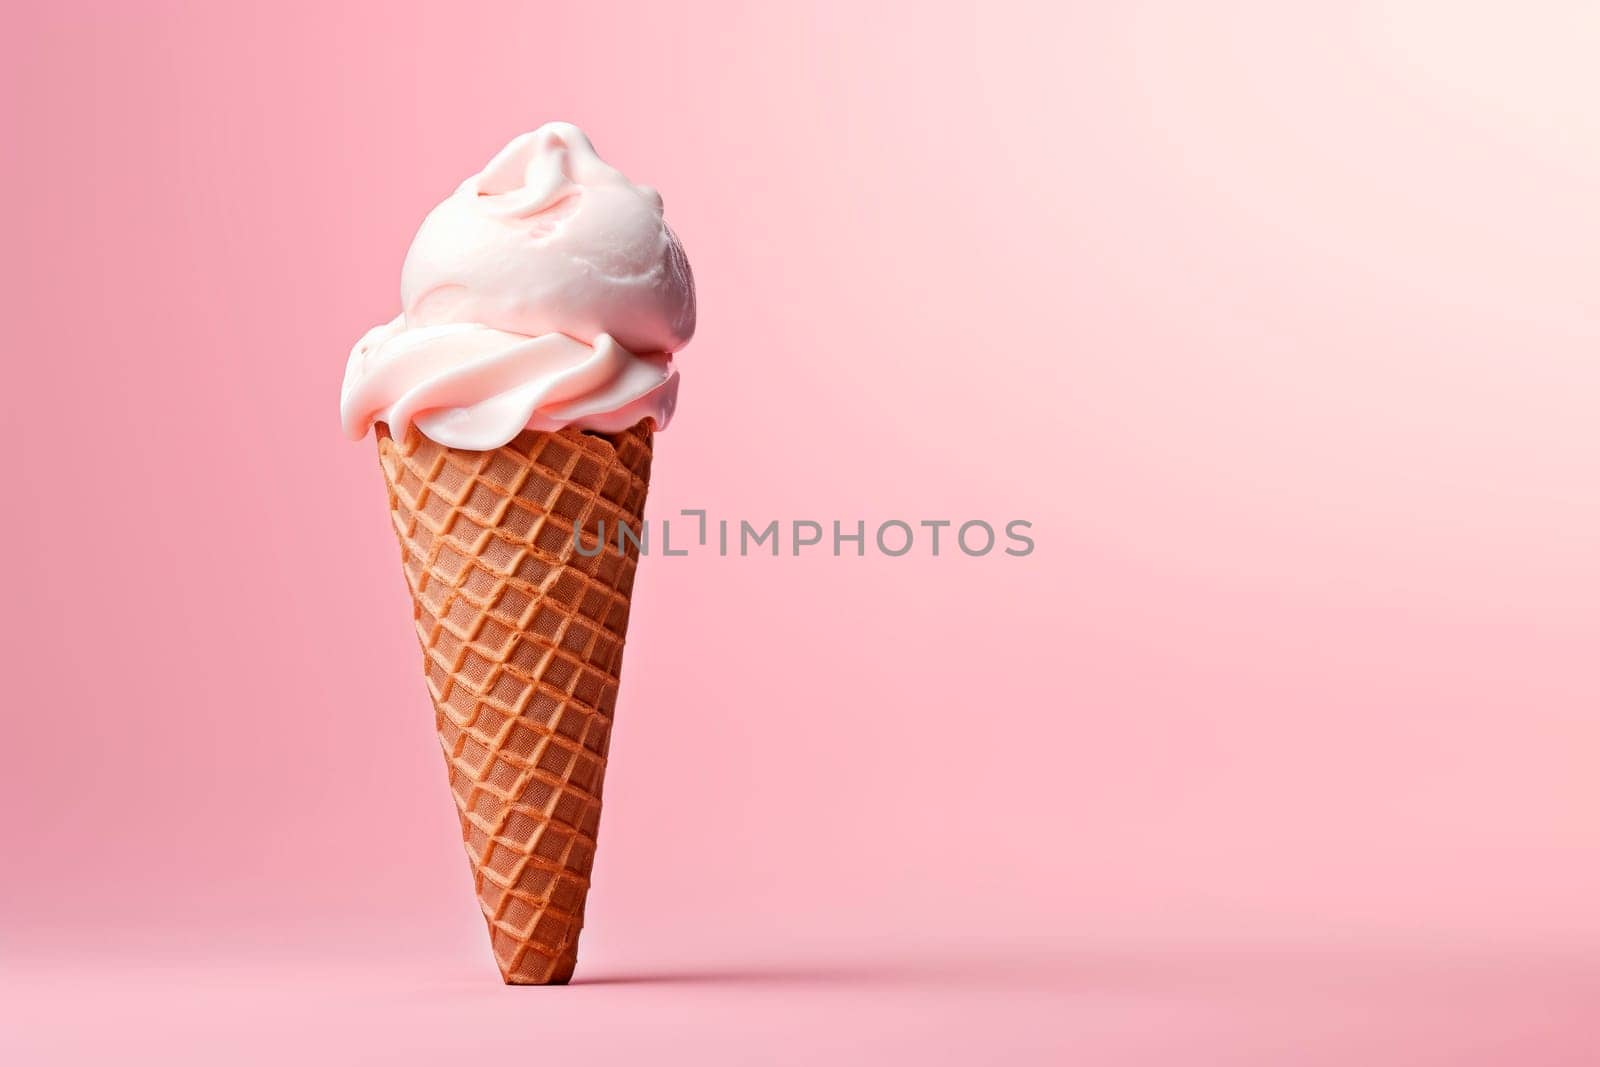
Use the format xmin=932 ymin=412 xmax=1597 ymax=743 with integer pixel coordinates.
xmin=4 ymin=1 xmax=1598 ymax=1063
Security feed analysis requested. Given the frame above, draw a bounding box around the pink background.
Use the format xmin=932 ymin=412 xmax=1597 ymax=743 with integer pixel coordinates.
xmin=4 ymin=1 xmax=1598 ymax=1063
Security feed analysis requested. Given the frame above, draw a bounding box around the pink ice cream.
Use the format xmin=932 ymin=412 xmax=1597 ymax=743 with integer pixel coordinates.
xmin=341 ymin=123 xmax=695 ymax=450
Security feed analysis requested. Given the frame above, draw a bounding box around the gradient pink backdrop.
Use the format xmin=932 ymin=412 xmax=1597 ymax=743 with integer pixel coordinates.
xmin=4 ymin=1 xmax=1598 ymax=1063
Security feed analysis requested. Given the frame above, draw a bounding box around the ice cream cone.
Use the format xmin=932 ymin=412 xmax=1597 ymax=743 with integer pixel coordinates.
xmin=346 ymin=124 xmax=693 ymax=982
xmin=376 ymin=418 xmax=654 ymax=984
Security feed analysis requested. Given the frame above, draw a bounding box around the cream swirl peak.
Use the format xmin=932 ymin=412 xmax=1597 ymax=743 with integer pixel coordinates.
xmin=342 ymin=123 xmax=695 ymax=449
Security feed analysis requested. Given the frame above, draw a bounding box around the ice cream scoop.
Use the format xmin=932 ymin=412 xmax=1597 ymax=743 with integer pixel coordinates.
xmin=342 ymin=122 xmax=695 ymax=449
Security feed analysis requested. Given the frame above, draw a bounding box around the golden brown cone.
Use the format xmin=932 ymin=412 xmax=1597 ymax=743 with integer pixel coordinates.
xmin=376 ymin=420 xmax=654 ymax=984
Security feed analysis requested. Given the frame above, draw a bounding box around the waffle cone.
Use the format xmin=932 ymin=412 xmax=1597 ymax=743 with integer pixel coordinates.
xmin=376 ymin=419 xmax=654 ymax=984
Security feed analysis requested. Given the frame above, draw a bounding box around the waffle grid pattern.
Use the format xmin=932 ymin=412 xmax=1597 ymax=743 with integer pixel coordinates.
xmin=376 ymin=420 xmax=654 ymax=984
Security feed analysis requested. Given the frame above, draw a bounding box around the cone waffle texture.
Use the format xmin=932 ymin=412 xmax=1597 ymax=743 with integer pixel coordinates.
xmin=376 ymin=419 xmax=654 ymax=984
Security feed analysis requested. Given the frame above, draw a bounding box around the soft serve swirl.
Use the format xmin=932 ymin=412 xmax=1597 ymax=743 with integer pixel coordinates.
xmin=341 ymin=123 xmax=695 ymax=450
